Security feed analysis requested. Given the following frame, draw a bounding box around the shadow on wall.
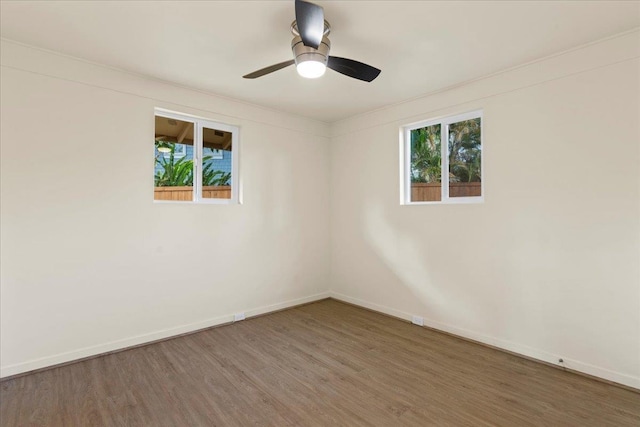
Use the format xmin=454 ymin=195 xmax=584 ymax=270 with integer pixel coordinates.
xmin=355 ymin=191 xmax=599 ymax=361
xmin=359 ymin=199 xmax=514 ymax=341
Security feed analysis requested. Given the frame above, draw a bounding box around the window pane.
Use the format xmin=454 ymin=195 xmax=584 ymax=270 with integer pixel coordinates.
xmin=410 ymin=124 xmax=441 ymax=202
xmin=448 ymin=118 xmax=481 ymax=198
xmin=202 ymin=127 xmax=232 ymax=200
xmin=154 ymin=116 xmax=194 ymax=201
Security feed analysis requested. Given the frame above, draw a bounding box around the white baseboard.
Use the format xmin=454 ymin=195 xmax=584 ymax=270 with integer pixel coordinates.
xmin=329 ymin=291 xmax=640 ymax=390
xmin=243 ymin=292 xmax=329 ymax=318
xmin=0 ymin=292 xmax=330 ymax=379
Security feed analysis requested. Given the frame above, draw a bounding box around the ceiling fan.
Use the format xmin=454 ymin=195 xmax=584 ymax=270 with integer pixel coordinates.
xmin=243 ymin=0 xmax=381 ymax=82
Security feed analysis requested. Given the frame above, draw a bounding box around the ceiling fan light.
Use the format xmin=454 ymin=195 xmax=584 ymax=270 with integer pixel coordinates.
xmin=291 ymin=35 xmax=330 ymax=79
xmin=296 ymin=60 xmax=326 ymax=78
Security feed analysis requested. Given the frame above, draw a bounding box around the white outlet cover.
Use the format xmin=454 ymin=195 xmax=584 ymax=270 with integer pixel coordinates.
xmin=411 ymin=316 xmax=424 ymax=326
xmin=234 ymin=313 xmax=246 ymax=321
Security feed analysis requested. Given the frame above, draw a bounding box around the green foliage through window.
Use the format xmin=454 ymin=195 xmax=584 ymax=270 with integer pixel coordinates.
xmin=154 ymin=142 xmax=230 ymax=187
xmin=448 ymin=118 xmax=481 ymax=183
xmin=410 ymin=118 xmax=481 ymax=184
xmin=410 ymin=124 xmax=441 ymax=183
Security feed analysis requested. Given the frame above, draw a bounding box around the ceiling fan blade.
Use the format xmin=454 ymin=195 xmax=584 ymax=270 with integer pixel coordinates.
xmin=327 ymin=56 xmax=381 ymax=82
xmin=243 ymin=60 xmax=295 ymax=79
xmin=295 ymin=0 xmax=324 ymax=49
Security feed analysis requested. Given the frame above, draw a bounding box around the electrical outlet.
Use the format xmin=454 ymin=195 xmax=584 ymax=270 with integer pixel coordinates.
xmin=234 ymin=312 xmax=246 ymax=322
xmin=411 ymin=315 xmax=424 ymax=326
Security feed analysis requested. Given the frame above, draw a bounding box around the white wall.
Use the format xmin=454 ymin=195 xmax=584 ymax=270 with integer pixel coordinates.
xmin=329 ymin=31 xmax=640 ymax=389
xmin=0 ymin=40 xmax=331 ymax=377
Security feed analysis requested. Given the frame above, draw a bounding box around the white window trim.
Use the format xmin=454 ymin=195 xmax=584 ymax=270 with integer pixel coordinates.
xmin=154 ymin=108 xmax=241 ymax=205
xmin=400 ymin=109 xmax=484 ymax=205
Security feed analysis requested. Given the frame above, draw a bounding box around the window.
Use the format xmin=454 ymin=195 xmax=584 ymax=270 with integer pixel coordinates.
xmin=401 ymin=110 xmax=483 ymax=204
xmin=154 ymin=109 xmax=239 ymax=204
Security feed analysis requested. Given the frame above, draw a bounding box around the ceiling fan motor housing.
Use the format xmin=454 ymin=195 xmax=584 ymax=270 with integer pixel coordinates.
xmin=291 ymin=36 xmax=331 ymax=68
xmin=242 ymin=11 xmax=380 ymax=82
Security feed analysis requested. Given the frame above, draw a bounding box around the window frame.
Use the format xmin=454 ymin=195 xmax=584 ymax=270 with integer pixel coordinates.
xmin=154 ymin=108 xmax=240 ymax=205
xmin=401 ymin=109 xmax=484 ymax=205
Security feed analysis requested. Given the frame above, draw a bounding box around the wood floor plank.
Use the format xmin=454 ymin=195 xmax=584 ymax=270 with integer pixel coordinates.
xmin=1 ymin=299 xmax=639 ymax=426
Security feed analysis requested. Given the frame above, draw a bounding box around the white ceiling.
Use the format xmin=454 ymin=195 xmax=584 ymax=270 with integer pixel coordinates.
xmin=1 ymin=1 xmax=638 ymax=122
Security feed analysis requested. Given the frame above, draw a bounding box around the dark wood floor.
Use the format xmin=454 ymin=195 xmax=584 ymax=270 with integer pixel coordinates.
xmin=1 ymin=299 xmax=639 ymax=426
